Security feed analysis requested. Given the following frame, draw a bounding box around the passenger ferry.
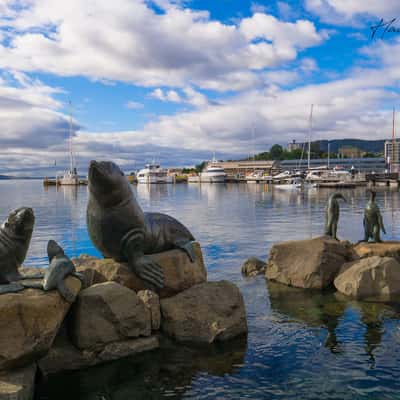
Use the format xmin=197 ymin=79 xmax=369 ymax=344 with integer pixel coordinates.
xmin=137 ymin=163 xmax=173 ymax=184
xmin=199 ymin=161 xmax=226 ymax=183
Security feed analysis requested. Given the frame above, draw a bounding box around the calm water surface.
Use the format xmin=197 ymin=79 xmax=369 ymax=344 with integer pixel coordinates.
xmin=1 ymin=181 xmax=400 ymax=400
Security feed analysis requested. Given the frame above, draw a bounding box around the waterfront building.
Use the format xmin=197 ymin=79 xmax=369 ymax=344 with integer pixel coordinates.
xmin=384 ymin=139 xmax=400 ymax=172
xmin=207 ymin=160 xmax=279 ymax=179
xmin=287 ymin=140 xmax=303 ymax=152
xmin=279 ymin=157 xmax=386 ymax=173
xmin=338 ymin=146 xmax=364 ymax=158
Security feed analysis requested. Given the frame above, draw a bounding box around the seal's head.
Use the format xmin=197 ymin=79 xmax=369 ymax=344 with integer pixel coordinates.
xmin=2 ymin=207 xmax=35 ymax=239
xmin=332 ymin=192 xmax=347 ymax=202
xmin=88 ymin=160 xmax=132 ymax=207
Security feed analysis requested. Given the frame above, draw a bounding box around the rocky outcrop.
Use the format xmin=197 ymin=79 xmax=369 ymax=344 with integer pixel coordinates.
xmin=38 ymin=334 xmax=159 ymax=376
xmin=160 ymin=281 xmax=247 ymax=344
xmin=266 ymin=236 xmax=355 ymax=289
xmin=241 ymin=257 xmax=266 ymax=277
xmin=137 ymin=290 xmax=161 ymax=331
xmin=354 ymin=241 xmax=400 ymax=261
xmin=0 ymin=364 xmax=36 ymax=400
xmin=70 ymin=282 xmax=151 ymax=350
xmin=0 ymin=277 xmax=81 ymax=370
xmin=334 ymin=256 xmax=400 ymax=301
xmin=74 ymin=242 xmax=207 ymax=298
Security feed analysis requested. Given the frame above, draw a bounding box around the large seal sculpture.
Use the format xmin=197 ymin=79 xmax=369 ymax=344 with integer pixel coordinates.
xmin=362 ymin=190 xmax=386 ymax=243
xmin=22 ymin=240 xmax=84 ymax=302
xmin=324 ymin=192 xmax=346 ymax=240
xmin=0 ymin=207 xmax=35 ymax=284
xmin=87 ymin=160 xmax=196 ymax=289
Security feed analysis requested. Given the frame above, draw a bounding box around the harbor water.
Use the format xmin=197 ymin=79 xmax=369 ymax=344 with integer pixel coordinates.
xmin=1 ymin=181 xmax=400 ymax=399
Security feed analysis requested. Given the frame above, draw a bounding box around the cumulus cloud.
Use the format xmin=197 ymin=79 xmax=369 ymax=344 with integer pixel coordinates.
xmin=305 ymin=0 xmax=400 ymax=26
xmin=150 ymin=88 xmax=182 ymax=103
xmin=0 ymin=0 xmax=326 ymax=91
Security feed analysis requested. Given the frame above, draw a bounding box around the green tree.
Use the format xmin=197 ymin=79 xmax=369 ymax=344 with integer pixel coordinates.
xmin=195 ymin=161 xmax=207 ymax=173
xmin=270 ymin=144 xmax=284 ymax=160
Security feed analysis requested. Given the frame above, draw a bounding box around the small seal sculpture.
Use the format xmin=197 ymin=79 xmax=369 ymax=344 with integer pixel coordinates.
xmin=362 ymin=190 xmax=386 ymax=243
xmin=0 ymin=207 xmax=35 ymax=292
xmin=87 ymin=160 xmax=196 ymax=289
xmin=324 ymin=192 xmax=346 ymax=240
xmin=22 ymin=240 xmax=84 ymax=302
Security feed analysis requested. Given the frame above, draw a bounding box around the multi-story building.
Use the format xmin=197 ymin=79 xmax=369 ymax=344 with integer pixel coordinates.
xmin=338 ymin=146 xmax=364 ymax=158
xmin=209 ymin=160 xmax=280 ymax=178
xmin=384 ymin=140 xmax=400 ymax=172
xmin=287 ymin=140 xmax=303 ymax=152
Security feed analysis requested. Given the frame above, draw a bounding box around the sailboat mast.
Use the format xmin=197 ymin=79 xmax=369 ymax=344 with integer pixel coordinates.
xmin=308 ymin=104 xmax=313 ymax=170
xmin=391 ymin=107 xmax=395 ymax=173
xmin=68 ymin=101 xmax=74 ymax=173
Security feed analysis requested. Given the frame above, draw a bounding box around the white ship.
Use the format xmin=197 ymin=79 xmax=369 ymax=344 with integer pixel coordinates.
xmin=137 ymin=163 xmax=173 ymax=184
xmin=199 ymin=160 xmax=226 ymax=183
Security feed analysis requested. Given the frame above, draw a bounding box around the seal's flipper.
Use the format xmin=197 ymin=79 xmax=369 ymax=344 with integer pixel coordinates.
xmin=47 ymin=240 xmax=65 ymax=263
xmin=57 ymin=280 xmax=75 ymax=303
xmin=130 ymin=255 xmax=164 ymax=289
xmin=20 ymin=280 xmax=43 ymax=289
xmin=0 ymin=282 xmax=25 ymax=294
xmin=72 ymin=272 xmax=85 ymax=283
xmin=19 ymin=273 xmax=45 ymax=280
xmin=175 ymin=241 xmax=196 ymax=263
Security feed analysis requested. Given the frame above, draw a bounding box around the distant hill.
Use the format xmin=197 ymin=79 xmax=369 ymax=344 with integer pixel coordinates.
xmin=313 ymin=139 xmax=386 ymax=154
xmin=0 ymin=175 xmax=11 ymax=180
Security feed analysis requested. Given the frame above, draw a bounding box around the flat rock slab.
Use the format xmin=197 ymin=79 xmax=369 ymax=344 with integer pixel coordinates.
xmin=70 ymin=282 xmax=151 ymax=350
xmin=74 ymin=242 xmax=207 ymax=298
xmin=38 ymin=335 xmax=159 ymax=376
xmin=266 ymin=236 xmax=354 ymax=289
xmin=354 ymin=241 xmax=400 ymax=261
xmin=161 ymin=281 xmax=247 ymax=344
xmin=0 ymin=364 xmax=36 ymax=400
xmin=334 ymin=256 xmax=400 ymax=301
xmin=0 ymin=277 xmax=81 ymax=370
xmin=137 ymin=290 xmax=161 ymax=331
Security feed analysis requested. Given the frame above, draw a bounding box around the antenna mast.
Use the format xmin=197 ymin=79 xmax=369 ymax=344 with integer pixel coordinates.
xmin=391 ymin=107 xmax=395 ymax=173
xmin=308 ymin=104 xmax=314 ymax=171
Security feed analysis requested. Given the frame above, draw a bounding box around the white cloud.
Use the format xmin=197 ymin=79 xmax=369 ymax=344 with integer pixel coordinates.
xmin=0 ymin=0 xmax=327 ymax=91
xmin=125 ymin=100 xmax=144 ymax=109
xmin=150 ymin=88 xmax=183 ymax=103
xmin=305 ymin=0 xmax=400 ymax=26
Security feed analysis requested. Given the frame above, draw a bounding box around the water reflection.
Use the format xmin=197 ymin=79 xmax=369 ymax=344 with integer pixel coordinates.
xmin=36 ymin=337 xmax=247 ymax=400
xmin=267 ymin=281 xmax=400 ymax=363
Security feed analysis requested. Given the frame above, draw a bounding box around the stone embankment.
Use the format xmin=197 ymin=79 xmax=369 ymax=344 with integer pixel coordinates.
xmin=0 ymin=242 xmax=247 ymax=399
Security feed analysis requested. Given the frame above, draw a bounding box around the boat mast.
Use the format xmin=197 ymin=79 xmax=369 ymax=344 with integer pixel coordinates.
xmin=391 ymin=106 xmax=395 ymax=173
xmin=308 ymin=104 xmax=314 ymax=171
xmin=68 ymin=100 xmax=75 ymax=173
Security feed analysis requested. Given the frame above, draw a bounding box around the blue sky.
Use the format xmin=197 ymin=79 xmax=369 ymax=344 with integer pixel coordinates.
xmin=0 ymin=0 xmax=400 ymax=175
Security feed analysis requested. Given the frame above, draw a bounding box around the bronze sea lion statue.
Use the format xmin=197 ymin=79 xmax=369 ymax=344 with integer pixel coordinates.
xmin=324 ymin=192 xmax=346 ymax=240
xmin=21 ymin=240 xmax=84 ymax=302
xmin=0 ymin=207 xmax=41 ymax=294
xmin=362 ymin=190 xmax=386 ymax=243
xmin=0 ymin=207 xmax=35 ymax=283
xmin=87 ymin=160 xmax=196 ymax=289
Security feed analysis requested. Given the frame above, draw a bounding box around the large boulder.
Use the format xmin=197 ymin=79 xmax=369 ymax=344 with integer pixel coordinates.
xmin=74 ymin=242 xmax=207 ymax=298
xmin=241 ymin=257 xmax=266 ymax=277
xmin=266 ymin=236 xmax=354 ymax=289
xmin=354 ymin=241 xmax=400 ymax=261
xmin=334 ymin=256 xmax=400 ymax=301
xmin=0 ymin=364 xmax=36 ymax=400
xmin=137 ymin=290 xmax=161 ymax=331
xmin=38 ymin=334 xmax=159 ymax=376
xmin=70 ymin=282 xmax=151 ymax=350
xmin=0 ymin=277 xmax=81 ymax=370
xmin=160 ymin=281 xmax=247 ymax=344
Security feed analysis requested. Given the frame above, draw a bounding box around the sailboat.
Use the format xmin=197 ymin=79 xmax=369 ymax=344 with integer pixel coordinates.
xmin=59 ymin=103 xmax=80 ymax=185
